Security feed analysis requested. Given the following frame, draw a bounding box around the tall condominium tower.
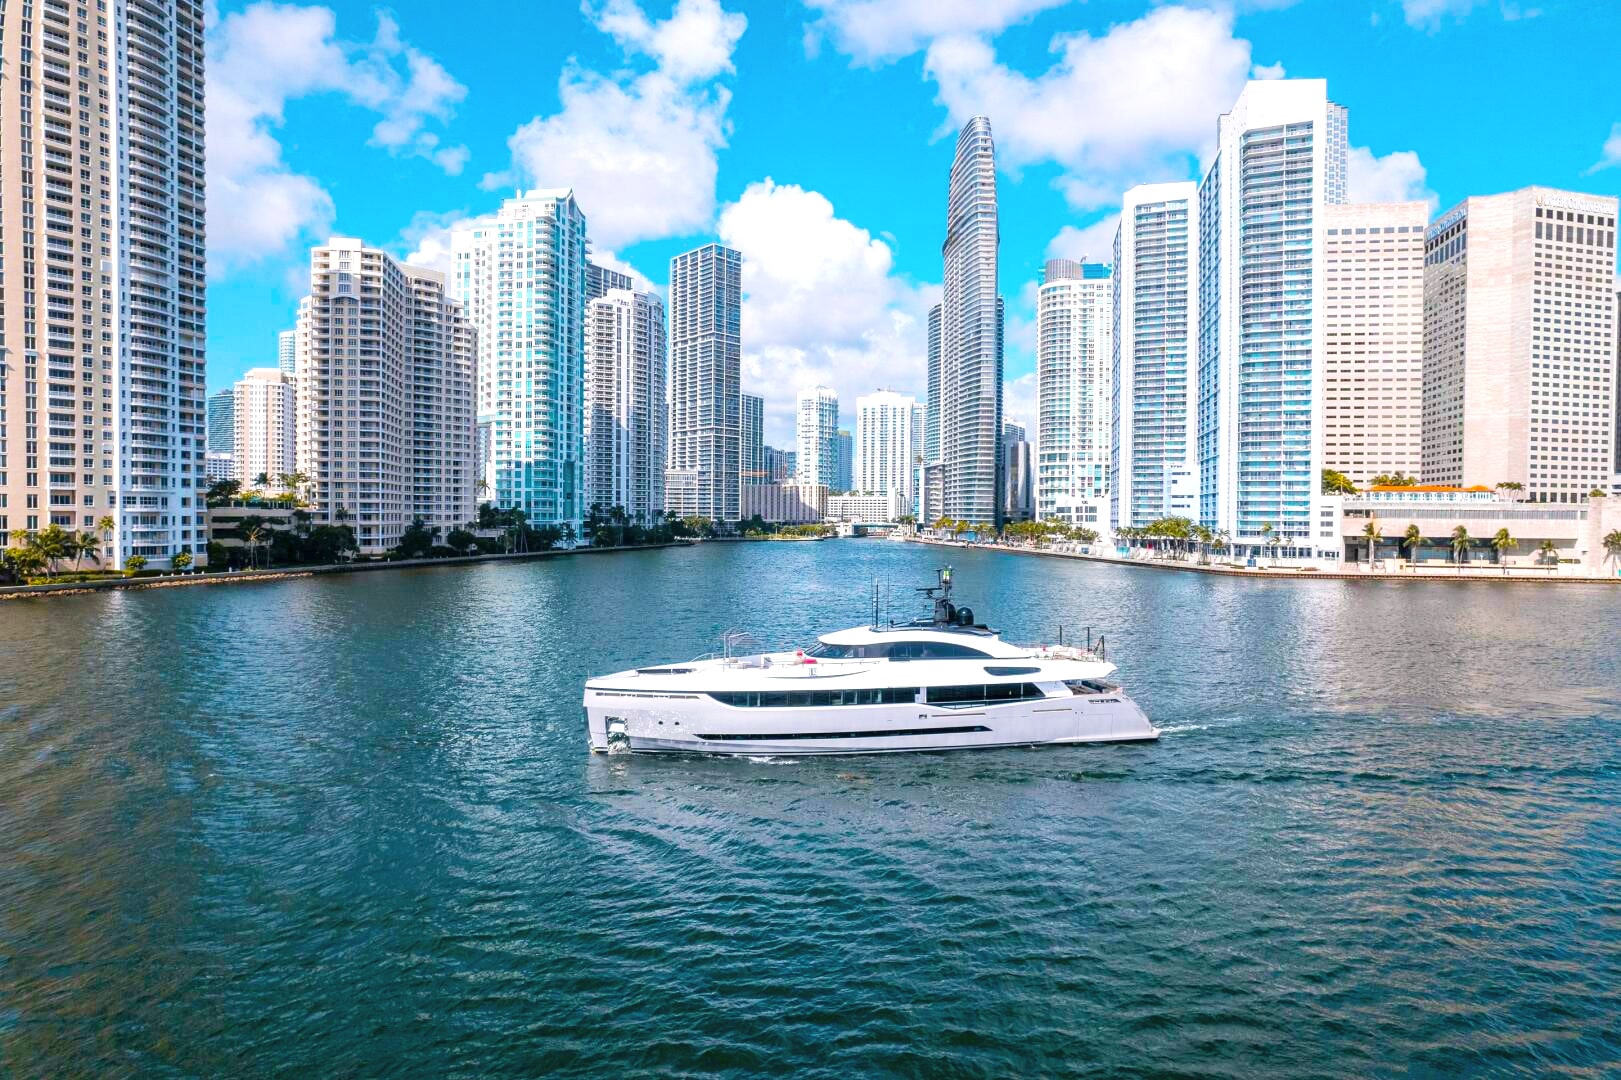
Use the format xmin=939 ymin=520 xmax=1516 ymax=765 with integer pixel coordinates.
xmin=1037 ymin=259 xmax=1113 ymax=527
xmin=208 ymin=390 xmax=236 ymax=456
xmin=233 ymin=369 xmax=295 ymax=486
xmin=1112 ymin=182 xmax=1199 ymax=530
xmin=1423 ymin=188 xmax=1617 ymax=502
xmin=796 ymin=386 xmax=840 ymax=488
xmin=452 ymin=190 xmax=588 ymax=528
xmin=584 ymin=287 xmax=667 ymax=520
xmin=836 ymin=430 xmax=853 ymax=492
xmin=296 ymin=239 xmax=476 ymax=553
xmin=665 ymin=243 xmax=742 ymax=521
xmin=586 ymin=261 xmax=632 ymax=302
xmin=278 ymin=329 xmax=297 ymax=376
xmin=0 ymin=0 xmax=206 ymax=567
xmin=1002 ymin=421 xmax=1034 ymax=522
xmin=855 ymin=390 xmax=917 ymax=501
xmin=939 ymin=117 xmax=1004 ymax=525
xmin=741 ymin=393 xmax=765 ymax=485
xmin=1323 ymin=203 xmax=1428 ymax=488
xmin=1197 ymin=79 xmax=1348 ymax=552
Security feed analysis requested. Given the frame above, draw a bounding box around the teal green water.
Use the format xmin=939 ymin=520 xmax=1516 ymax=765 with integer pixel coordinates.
xmin=2 ymin=542 xmax=1619 ymax=1076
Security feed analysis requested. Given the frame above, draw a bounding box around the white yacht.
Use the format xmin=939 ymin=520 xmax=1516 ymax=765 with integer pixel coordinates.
xmin=584 ymin=569 xmax=1157 ymax=755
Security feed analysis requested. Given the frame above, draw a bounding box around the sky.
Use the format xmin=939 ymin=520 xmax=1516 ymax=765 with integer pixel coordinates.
xmin=205 ymin=0 xmax=1621 ymax=447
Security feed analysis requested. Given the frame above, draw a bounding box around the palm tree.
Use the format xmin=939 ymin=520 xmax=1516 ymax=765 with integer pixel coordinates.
xmin=1538 ymin=538 xmax=1558 ymax=570
xmin=74 ymin=530 xmax=102 ymax=572
xmin=1259 ymin=521 xmax=1274 ymax=566
xmin=30 ymin=524 xmax=71 ymax=574
xmin=1361 ymin=519 xmax=1382 ymax=570
xmin=1604 ymin=530 xmax=1621 ymax=575
xmin=1451 ymin=525 xmax=1471 ymax=572
xmin=1403 ymin=524 xmax=1424 ymax=571
xmin=1491 ymin=528 xmax=1516 ymax=574
xmin=98 ymin=515 xmax=116 ymax=562
xmin=242 ymin=524 xmax=268 ymax=570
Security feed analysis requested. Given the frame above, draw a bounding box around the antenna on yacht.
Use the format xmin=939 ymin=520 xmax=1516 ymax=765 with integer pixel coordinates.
xmin=871 ymin=578 xmax=880 ymax=629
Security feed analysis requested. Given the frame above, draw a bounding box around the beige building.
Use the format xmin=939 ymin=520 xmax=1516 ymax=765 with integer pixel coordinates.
xmin=234 ymin=369 xmax=296 ymax=486
xmin=1323 ymin=203 xmax=1428 ymax=486
xmin=0 ymin=0 xmax=207 ymax=568
xmin=825 ymin=491 xmax=906 ymax=524
xmin=1423 ymin=187 xmax=1618 ymax=503
xmin=585 ymin=288 xmax=667 ymax=520
xmin=295 ymin=240 xmax=475 ymax=554
xmin=742 ymin=482 xmax=826 ymax=525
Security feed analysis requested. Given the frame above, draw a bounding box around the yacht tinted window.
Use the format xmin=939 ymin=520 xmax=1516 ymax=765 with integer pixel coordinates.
xmin=709 ymin=688 xmax=919 ymax=707
xmin=870 ymin=641 xmax=992 ymax=659
xmin=926 ymin=683 xmax=1046 ymax=706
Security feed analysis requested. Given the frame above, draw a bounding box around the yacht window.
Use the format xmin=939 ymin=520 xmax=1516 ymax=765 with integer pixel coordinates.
xmin=805 ymin=642 xmax=857 ymax=658
xmin=984 ymin=666 xmax=1041 ymax=676
xmin=926 ymin=683 xmax=1046 ymax=707
xmin=709 ymin=688 xmax=919 ymax=707
xmin=873 ymin=641 xmax=993 ymax=660
xmin=1064 ymin=679 xmax=1119 ymax=695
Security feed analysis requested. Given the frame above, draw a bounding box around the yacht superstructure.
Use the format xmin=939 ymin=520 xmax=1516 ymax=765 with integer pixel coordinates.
xmin=584 ymin=569 xmax=1158 ymax=755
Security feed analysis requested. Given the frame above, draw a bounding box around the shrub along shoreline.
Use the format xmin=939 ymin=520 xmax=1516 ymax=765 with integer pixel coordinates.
xmin=0 ymin=541 xmax=692 ymax=601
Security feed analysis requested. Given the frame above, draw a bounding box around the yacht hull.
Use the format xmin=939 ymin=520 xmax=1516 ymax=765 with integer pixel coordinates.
xmin=585 ymin=690 xmax=1157 ymax=756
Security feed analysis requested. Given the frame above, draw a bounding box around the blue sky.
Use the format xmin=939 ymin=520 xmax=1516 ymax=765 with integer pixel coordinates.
xmin=206 ymin=0 xmax=1621 ymax=445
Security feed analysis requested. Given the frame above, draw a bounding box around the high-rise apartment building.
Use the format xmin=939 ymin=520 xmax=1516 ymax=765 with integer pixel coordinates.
xmin=836 ymin=430 xmax=853 ymax=493
xmin=1422 ymin=187 xmax=1617 ymax=503
xmin=586 ymin=261 xmax=632 ymax=302
xmin=1323 ymin=202 xmax=1428 ymax=487
xmin=741 ymin=393 xmax=765 ymax=484
xmin=1002 ymin=421 xmax=1034 ymax=522
xmin=233 ymin=369 xmax=295 ymax=486
xmin=278 ymin=329 xmax=297 ymax=376
xmin=665 ymin=243 xmax=742 ymax=521
xmin=452 ymin=190 xmax=588 ymax=528
xmin=208 ymin=390 xmax=236 ymax=456
xmin=584 ymin=287 xmax=667 ymax=520
xmin=0 ymin=0 xmax=207 ymax=567
xmin=796 ymin=386 xmax=840 ymax=489
xmin=854 ymin=390 xmax=918 ymax=501
xmin=296 ymin=239 xmax=475 ymax=553
xmin=1197 ymin=79 xmax=1348 ymax=553
xmin=939 ymin=117 xmax=1004 ymax=525
xmin=1037 ymin=259 xmax=1113 ymax=527
xmin=1112 ymin=183 xmax=1199 ymax=530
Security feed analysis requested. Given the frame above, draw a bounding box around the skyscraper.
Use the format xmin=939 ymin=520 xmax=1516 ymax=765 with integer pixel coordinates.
xmin=1002 ymin=421 xmax=1034 ymax=522
xmin=1037 ymin=259 xmax=1113 ymax=527
xmin=0 ymin=0 xmax=207 ymax=567
xmin=1321 ymin=202 xmax=1428 ymax=488
xmin=939 ymin=117 xmax=1004 ymax=526
xmin=741 ymin=393 xmax=765 ymax=485
xmin=796 ymin=386 xmax=840 ymax=489
xmin=836 ymin=430 xmax=853 ymax=493
xmin=855 ymin=390 xmax=919 ymax=502
xmin=1197 ymin=79 xmax=1348 ymax=553
xmin=587 ymin=261 xmax=632 ymax=302
xmin=585 ymin=287 xmax=667 ymax=520
xmin=452 ymin=190 xmax=588 ymax=529
xmin=296 ymin=240 xmax=476 ymax=553
xmin=1112 ymin=182 xmax=1199 ymax=530
xmin=1422 ymin=187 xmax=1618 ymax=502
xmin=208 ymin=390 xmax=237 ymax=457
xmin=234 ymin=369 xmax=296 ymax=487
xmin=666 ymin=243 xmax=743 ymax=522
xmin=278 ymin=329 xmax=298 ymax=376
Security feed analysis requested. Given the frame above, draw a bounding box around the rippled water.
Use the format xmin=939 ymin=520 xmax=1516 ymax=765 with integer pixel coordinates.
xmin=2 ymin=542 xmax=1619 ymax=1076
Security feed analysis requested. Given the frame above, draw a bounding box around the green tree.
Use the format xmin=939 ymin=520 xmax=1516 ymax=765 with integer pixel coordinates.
xmin=172 ymin=550 xmax=194 ymax=572
xmin=124 ymin=555 xmax=148 ymax=576
xmin=1589 ymin=488 xmax=1609 ymax=499
xmin=1538 ymin=538 xmax=1558 ymax=568
xmin=74 ymin=530 xmax=102 ymax=571
xmin=1403 ymin=524 xmax=1424 ymax=570
xmin=446 ymin=528 xmax=477 ymax=554
xmin=241 ymin=522 xmax=269 ymax=569
xmin=1361 ymin=519 xmax=1382 ymax=569
xmin=396 ymin=519 xmax=435 ymax=559
xmin=1451 ymin=525 xmax=1471 ymax=571
xmin=1495 ymin=480 xmax=1524 ymax=495
xmin=1491 ymin=527 xmax=1515 ymax=574
xmin=1259 ymin=521 xmax=1274 ymax=566
xmin=1604 ymin=530 xmax=1621 ymax=573
xmin=1321 ymin=468 xmax=1357 ymax=495
xmin=205 ymin=479 xmax=243 ymax=506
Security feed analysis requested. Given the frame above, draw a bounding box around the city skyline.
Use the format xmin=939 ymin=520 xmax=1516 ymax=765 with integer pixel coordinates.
xmin=200 ymin=1 xmax=1621 ymax=449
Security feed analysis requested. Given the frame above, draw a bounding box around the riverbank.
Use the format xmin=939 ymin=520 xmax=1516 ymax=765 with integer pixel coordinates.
xmin=0 ymin=541 xmax=693 ymax=601
xmin=907 ymin=535 xmax=1621 ymax=584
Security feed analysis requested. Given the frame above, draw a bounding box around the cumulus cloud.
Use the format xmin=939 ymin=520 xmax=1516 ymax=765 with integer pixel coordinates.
xmin=488 ymin=0 xmax=746 ymax=250
xmin=1347 ymin=145 xmax=1436 ymax=208
xmin=206 ymin=2 xmax=470 ymax=273
xmin=1591 ymin=123 xmax=1621 ymax=173
xmin=717 ymin=180 xmax=939 ymax=445
xmin=1046 ymin=213 xmax=1120 ymax=264
xmin=923 ymin=5 xmax=1256 ymax=210
xmin=1003 ymin=371 xmax=1039 ymax=433
xmin=802 ymin=0 xmax=1069 ymax=64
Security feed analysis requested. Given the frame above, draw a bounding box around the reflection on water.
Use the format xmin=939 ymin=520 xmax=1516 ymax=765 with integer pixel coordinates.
xmin=2 ymin=544 xmax=1619 ymax=1075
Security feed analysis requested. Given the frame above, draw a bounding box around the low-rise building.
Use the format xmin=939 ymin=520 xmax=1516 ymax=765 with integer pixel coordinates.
xmin=743 ymin=482 xmax=827 ymax=525
xmin=207 ymin=502 xmax=300 ymax=549
xmin=825 ymin=491 xmax=907 ymax=524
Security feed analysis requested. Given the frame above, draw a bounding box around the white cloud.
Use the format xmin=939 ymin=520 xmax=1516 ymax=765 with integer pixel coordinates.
xmin=802 ymin=0 xmax=1069 ymax=64
xmin=923 ymin=6 xmax=1254 ymax=210
xmin=1046 ymin=213 xmax=1120 ymax=264
xmin=717 ymin=179 xmax=939 ymax=445
xmin=1347 ymin=145 xmax=1435 ymax=208
xmin=1003 ymin=371 xmax=1039 ymax=433
xmin=1592 ymin=123 xmax=1621 ymax=173
xmin=1251 ymin=60 xmax=1286 ymax=79
xmin=207 ymin=2 xmax=470 ymax=273
xmin=1400 ymin=0 xmax=1539 ymax=28
xmin=490 ymin=0 xmax=746 ymax=250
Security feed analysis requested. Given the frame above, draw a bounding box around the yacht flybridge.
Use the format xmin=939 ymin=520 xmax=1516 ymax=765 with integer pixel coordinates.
xmin=584 ymin=569 xmax=1158 ymax=756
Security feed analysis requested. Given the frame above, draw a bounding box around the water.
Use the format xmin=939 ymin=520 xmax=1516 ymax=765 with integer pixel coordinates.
xmin=2 ymin=542 xmax=1619 ymax=1076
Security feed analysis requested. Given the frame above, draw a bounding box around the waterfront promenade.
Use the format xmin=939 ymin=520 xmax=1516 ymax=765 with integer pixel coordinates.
xmin=908 ymin=535 xmax=1621 ymax=584
xmin=0 ymin=541 xmax=691 ymax=601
